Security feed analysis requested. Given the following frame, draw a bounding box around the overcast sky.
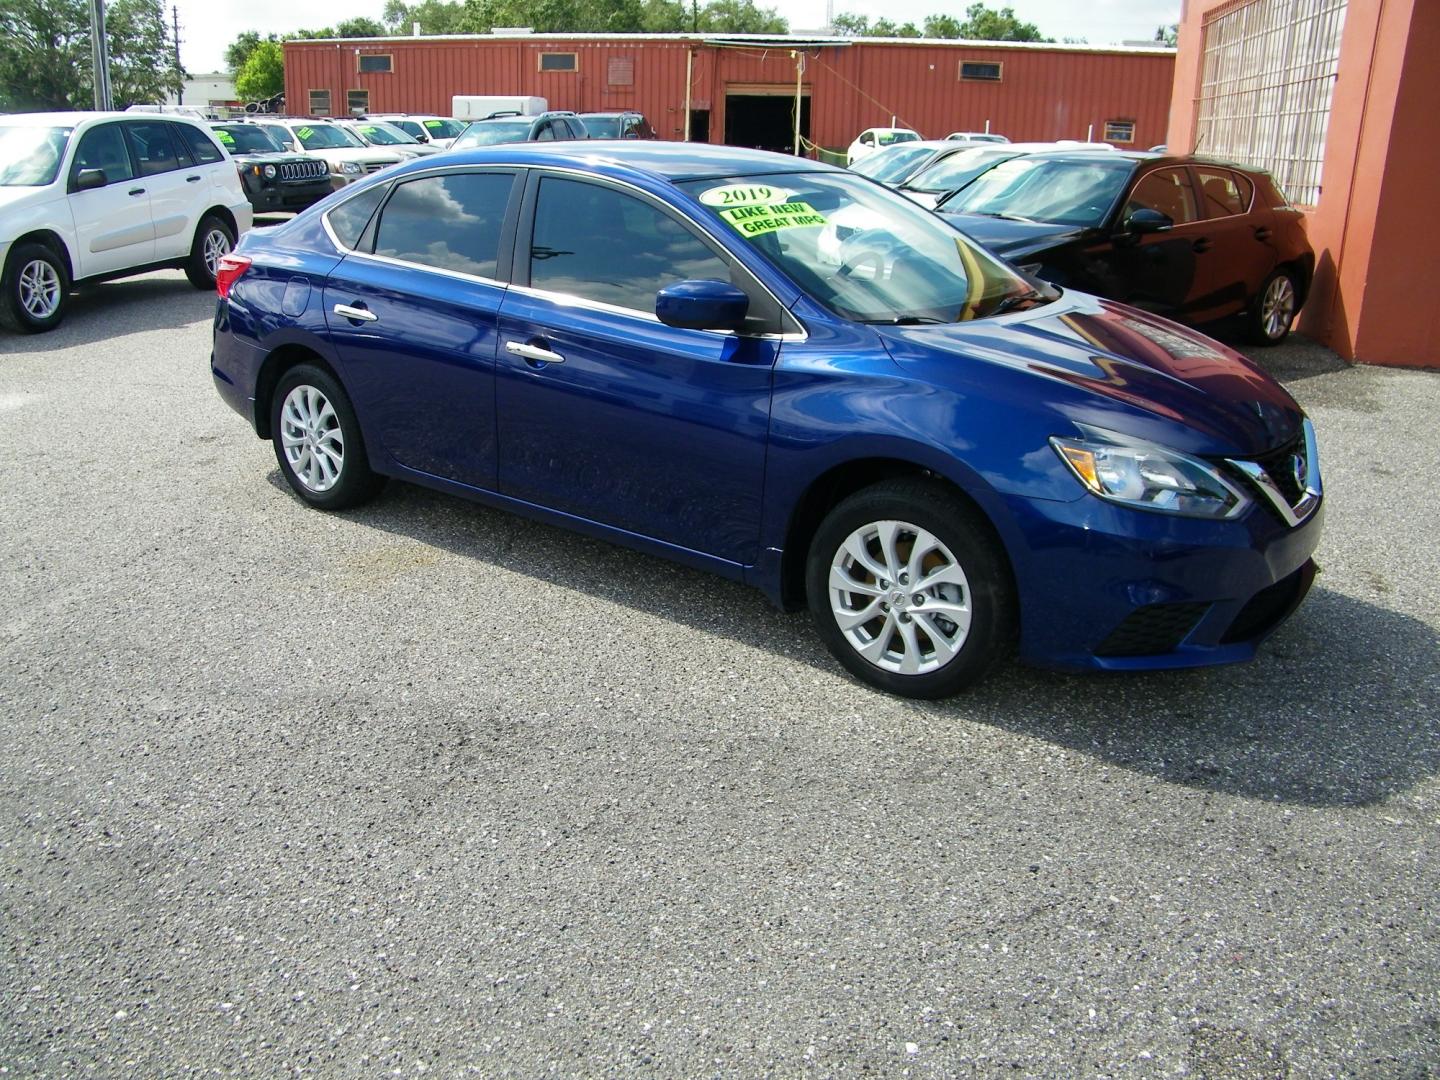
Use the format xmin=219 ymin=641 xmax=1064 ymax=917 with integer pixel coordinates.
xmin=174 ymin=0 xmax=1182 ymax=75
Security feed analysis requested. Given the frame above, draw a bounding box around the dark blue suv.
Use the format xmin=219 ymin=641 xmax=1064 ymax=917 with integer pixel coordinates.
xmin=210 ymin=144 xmax=1323 ymax=697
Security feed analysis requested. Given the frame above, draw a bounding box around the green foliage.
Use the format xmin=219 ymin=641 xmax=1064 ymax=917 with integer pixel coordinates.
xmin=234 ymin=37 xmax=283 ymax=100
xmin=0 ymin=0 xmax=183 ymax=110
xmin=1156 ymin=23 xmax=1178 ymax=46
xmin=380 ymin=0 xmax=784 ymax=34
xmin=834 ymin=2 xmax=1050 ymax=41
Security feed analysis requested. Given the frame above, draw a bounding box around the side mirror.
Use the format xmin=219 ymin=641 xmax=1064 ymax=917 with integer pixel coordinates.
xmin=74 ymin=168 xmax=107 ymax=191
xmin=1124 ymin=207 xmax=1173 ymax=234
xmin=656 ymin=279 xmax=749 ymax=332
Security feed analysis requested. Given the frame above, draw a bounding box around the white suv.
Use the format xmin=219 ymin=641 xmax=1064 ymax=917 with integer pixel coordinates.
xmin=0 ymin=112 xmax=252 ymax=333
xmin=368 ymin=114 xmax=469 ymax=149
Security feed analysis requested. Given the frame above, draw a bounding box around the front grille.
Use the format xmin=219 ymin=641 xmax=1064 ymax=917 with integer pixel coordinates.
xmin=1095 ymin=602 xmax=1209 ymax=657
xmin=279 ymin=159 xmax=328 ymax=182
xmin=1247 ymin=434 xmax=1306 ymax=505
xmin=363 ymin=162 xmax=387 ymax=173
xmin=1220 ymin=561 xmax=1315 ymax=644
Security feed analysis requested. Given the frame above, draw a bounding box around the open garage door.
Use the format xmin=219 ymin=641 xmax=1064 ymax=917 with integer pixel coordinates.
xmin=724 ymin=84 xmax=810 ymax=155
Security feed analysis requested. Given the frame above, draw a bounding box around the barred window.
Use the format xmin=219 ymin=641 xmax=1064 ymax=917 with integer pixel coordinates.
xmin=347 ymin=90 xmax=369 ymax=115
xmin=1195 ymin=0 xmax=1347 ymax=205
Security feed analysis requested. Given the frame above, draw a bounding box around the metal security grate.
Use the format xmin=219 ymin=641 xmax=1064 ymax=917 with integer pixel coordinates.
xmin=1195 ymin=0 xmax=1346 ymax=205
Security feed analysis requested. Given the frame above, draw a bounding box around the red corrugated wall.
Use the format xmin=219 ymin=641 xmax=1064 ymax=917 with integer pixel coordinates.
xmin=284 ymin=36 xmax=1174 ymax=149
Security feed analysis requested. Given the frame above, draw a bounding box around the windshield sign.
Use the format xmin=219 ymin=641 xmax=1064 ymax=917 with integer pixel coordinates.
xmin=682 ymin=171 xmax=1049 ymax=325
xmin=422 ymin=118 xmax=466 ymax=139
xmin=0 ymin=126 xmax=72 ymax=186
xmin=946 ymin=155 xmax=1134 ymax=227
xmin=295 ymin=124 xmax=364 ymax=150
xmin=214 ymin=125 xmax=281 ymax=154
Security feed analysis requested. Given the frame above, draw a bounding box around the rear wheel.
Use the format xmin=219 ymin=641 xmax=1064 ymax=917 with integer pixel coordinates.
xmin=185 ymin=214 xmax=235 ymax=290
xmin=806 ymin=478 xmax=1016 ymax=698
xmin=1248 ymin=268 xmax=1298 ymax=346
xmin=270 ymin=364 xmax=386 ymax=510
xmin=0 ymin=242 xmax=69 ymax=334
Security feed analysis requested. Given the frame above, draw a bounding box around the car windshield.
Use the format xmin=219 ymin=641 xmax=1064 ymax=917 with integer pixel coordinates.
xmin=422 ymin=118 xmax=466 ymax=140
xmin=679 ymin=171 xmax=1050 ymax=325
xmin=453 ymin=121 xmax=532 ymax=148
xmin=580 ymin=116 xmax=623 ymax=138
xmin=904 ymin=147 xmax=1018 ymax=194
xmin=944 ymin=155 xmax=1135 ymax=227
xmin=293 ymin=123 xmax=363 ymax=150
xmin=877 ymin=131 xmax=918 ymax=146
xmin=353 ymin=122 xmax=417 ymax=146
xmin=850 ymin=144 xmax=935 ymax=183
xmin=0 ymin=125 xmax=72 ymax=186
xmin=213 ymin=125 xmax=281 ymax=154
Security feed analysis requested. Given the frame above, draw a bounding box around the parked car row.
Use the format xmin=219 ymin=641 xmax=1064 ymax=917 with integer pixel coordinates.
xmin=846 ymin=127 xmax=1010 ymax=165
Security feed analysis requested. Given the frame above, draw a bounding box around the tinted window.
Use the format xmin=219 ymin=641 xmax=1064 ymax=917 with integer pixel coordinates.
xmin=174 ymin=122 xmax=223 ymax=164
xmin=947 ymin=156 xmax=1135 ymax=228
xmin=535 ymin=122 xmax=556 ymax=142
xmin=1195 ymin=167 xmax=1252 ymax=217
xmin=530 ymin=177 xmax=733 ymax=313
xmin=582 ymin=116 xmax=620 ymax=138
xmin=328 ymin=185 xmax=388 ymax=249
xmin=260 ymin=125 xmax=295 ymax=150
xmin=71 ymin=123 xmax=133 ymax=184
xmin=374 ymin=172 xmax=514 ymax=277
xmin=213 ymin=125 xmax=280 ymax=154
xmin=125 ymin=121 xmax=181 ymax=176
xmin=1126 ymin=168 xmax=1200 ymax=225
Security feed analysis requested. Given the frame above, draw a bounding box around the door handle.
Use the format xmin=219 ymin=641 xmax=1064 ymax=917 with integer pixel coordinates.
xmin=1254 ymin=226 xmax=1272 ymax=241
xmin=333 ymin=303 xmax=378 ymax=323
xmin=1192 ymin=238 xmax=1212 ymax=253
xmin=506 ymin=340 xmax=565 ymax=365
xmin=186 ymin=175 xmax=202 ymax=183
xmin=127 ymin=187 xmax=146 ymax=196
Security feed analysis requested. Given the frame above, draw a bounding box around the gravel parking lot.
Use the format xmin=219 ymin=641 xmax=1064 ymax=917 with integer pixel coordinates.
xmin=2 ymin=270 xmax=1437 ymax=1077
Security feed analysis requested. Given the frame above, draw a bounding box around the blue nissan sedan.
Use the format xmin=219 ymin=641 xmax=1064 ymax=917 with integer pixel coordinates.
xmin=210 ymin=144 xmax=1323 ymax=698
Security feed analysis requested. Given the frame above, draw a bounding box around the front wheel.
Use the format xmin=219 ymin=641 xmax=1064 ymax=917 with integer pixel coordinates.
xmin=805 ymin=478 xmax=1016 ymax=698
xmin=0 ymin=242 xmax=69 ymax=334
xmin=270 ymin=364 xmax=386 ymax=510
xmin=1248 ymin=268 xmax=1298 ymax=346
xmin=185 ymin=214 xmax=235 ymax=290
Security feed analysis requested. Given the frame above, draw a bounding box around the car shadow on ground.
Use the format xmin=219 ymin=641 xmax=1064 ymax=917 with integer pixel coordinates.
xmin=269 ymin=470 xmax=1439 ymax=812
xmin=0 ymin=273 xmax=215 ymax=354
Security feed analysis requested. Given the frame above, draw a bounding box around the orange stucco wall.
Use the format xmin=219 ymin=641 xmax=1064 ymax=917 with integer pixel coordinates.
xmin=1167 ymin=0 xmax=1439 ymax=368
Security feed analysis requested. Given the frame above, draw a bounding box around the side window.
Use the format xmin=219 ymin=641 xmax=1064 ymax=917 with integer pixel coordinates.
xmin=174 ymin=123 xmax=224 ymax=165
xmin=327 ymin=184 xmax=389 ymax=250
xmin=860 ymin=131 xmax=874 ymax=146
xmin=125 ymin=121 xmax=181 ymax=177
xmin=71 ymin=123 xmax=134 ymax=185
xmin=1125 ymin=168 xmax=1200 ymax=225
xmin=374 ymin=172 xmax=513 ymax=277
xmin=262 ymin=125 xmax=295 ymax=151
xmin=529 ymin=176 xmax=733 ymax=314
xmin=535 ymin=122 xmax=556 ymax=142
xmin=1195 ymin=167 xmax=1252 ymax=217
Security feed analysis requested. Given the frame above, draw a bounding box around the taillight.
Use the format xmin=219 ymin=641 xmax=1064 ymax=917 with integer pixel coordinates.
xmin=215 ymin=253 xmax=252 ymax=300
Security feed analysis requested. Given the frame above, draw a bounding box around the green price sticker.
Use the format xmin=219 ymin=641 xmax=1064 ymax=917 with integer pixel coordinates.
xmin=297 ymin=126 xmax=314 ymax=140
xmin=215 ymin=129 xmax=235 ymax=146
xmin=718 ymin=201 xmax=828 ymax=238
xmin=423 ymin=120 xmax=443 ymax=130
xmin=359 ymin=125 xmax=378 ymax=135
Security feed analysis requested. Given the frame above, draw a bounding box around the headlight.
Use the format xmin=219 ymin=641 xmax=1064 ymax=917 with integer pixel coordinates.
xmin=336 ymin=161 xmax=363 ymax=175
xmin=1050 ymin=428 xmax=1250 ymax=519
xmin=262 ymin=164 xmax=277 ymax=179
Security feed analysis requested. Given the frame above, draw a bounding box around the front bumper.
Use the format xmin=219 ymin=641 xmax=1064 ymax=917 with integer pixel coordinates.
xmin=1000 ymin=489 xmax=1324 ymax=672
xmin=246 ymin=179 xmax=334 ymax=213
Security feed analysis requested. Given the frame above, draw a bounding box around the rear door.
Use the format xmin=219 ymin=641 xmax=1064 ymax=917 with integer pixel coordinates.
xmin=493 ymin=172 xmax=780 ymax=565
xmin=1186 ymin=165 xmax=1279 ymax=321
xmin=322 ymin=168 xmax=520 ymax=490
xmin=66 ymin=120 xmax=154 ymax=278
xmin=122 ymin=120 xmax=194 ymax=260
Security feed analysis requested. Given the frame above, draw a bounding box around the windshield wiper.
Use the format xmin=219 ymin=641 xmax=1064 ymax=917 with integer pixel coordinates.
xmin=861 ymin=315 xmax=948 ymax=325
xmin=995 ymin=212 xmax=1036 ymax=223
xmin=988 ymin=289 xmax=1047 ymax=317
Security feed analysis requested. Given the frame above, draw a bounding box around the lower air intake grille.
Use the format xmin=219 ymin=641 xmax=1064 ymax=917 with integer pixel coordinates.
xmin=1095 ymin=602 xmax=1209 ymax=657
xmin=1221 ymin=562 xmax=1315 ymax=644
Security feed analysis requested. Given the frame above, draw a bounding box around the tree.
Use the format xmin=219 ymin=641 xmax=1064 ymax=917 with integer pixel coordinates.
xmin=836 ymin=2 xmax=1050 ymax=41
xmin=335 ymin=16 xmax=387 ymax=36
xmin=0 ymin=0 xmax=183 ymax=110
xmin=1155 ymin=23 xmax=1178 ymax=46
xmin=234 ymin=37 xmax=283 ymax=100
xmin=696 ymin=0 xmax=785 ymax=33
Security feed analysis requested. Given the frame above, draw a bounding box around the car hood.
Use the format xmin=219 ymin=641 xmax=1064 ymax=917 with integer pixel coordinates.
xmin=875 ymin=294 xmax=1304 ymax=457
xmin=304 ymin=147 xmax=402 ymax=165
xmin=229 ymin=151 xmax=320 ymax=165
xmin=940 ymin=212 xmax=1087 ymax=258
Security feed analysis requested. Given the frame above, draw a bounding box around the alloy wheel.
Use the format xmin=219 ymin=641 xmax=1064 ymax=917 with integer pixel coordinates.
xmin=203 ymin=228 xmax=232 ymax=278
xmin=828 ymin=519 xmax=972 ymax=675
xmin=280 ymin=384 xmax=344 ymax=492
xmin=18 ymin=259 xmax=61 ymax=319
xmin=1262 ymin=275 xmax=1296 ymax=340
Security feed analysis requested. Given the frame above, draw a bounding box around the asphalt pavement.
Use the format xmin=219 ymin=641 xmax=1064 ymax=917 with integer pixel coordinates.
xmin=1 ymin=272 xmax=1437 ymax=1077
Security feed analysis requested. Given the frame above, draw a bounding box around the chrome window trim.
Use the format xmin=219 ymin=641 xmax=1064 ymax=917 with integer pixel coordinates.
xmin=507 ymin=281 xmax=806 ymax=342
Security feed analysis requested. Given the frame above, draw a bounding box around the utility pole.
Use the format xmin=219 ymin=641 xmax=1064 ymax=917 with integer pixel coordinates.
xmin=172 ymin=5 xmax=183 ymax=103
xmin=89 ymin=0 xmax=113 ymax=110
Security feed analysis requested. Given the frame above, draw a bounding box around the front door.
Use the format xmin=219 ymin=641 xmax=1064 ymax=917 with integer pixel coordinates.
xmin=66 ymin=121 xmax=154 ymax=278
xmin=323 ymin=169 xmax=520 ymax=490
xmin=495 ymin=172 xmax=778 ymax=565
xmin=1106 ymin=166 xmax=1205 ymax=317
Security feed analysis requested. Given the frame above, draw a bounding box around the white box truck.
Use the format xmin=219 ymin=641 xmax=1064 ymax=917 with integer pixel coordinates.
xmin=452 ymin=96 xmax=548 ymax=121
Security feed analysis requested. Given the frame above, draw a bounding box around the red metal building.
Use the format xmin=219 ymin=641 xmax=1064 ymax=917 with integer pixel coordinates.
xmin=283 ymin=33 xmax=1175 ymax=152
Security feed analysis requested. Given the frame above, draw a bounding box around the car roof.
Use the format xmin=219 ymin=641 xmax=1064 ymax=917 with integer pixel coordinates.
xmin=0 ymin=111 xmax=192 ymax=127
xmin=421 ymin=141 xmax=838 ymax=181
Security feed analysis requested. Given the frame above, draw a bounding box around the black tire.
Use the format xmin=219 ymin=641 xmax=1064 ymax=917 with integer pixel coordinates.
xmin=1247 ymin=267 xmax=1299 ymax=346
xmin=0 ymin=241 xmax=69 ymax=334
xmin=185 ymin=213 xmax=235 ymax=290
xmin=805 ymin=478 xmax=1016 ymax=698
xmin=270 ymin=363 xmax=386 ymax=510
